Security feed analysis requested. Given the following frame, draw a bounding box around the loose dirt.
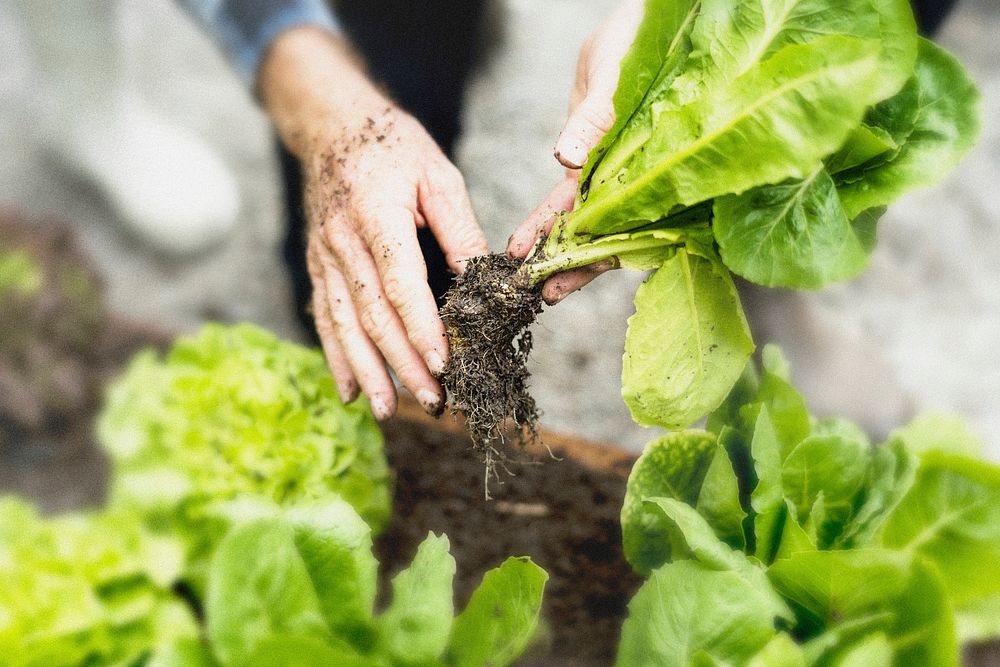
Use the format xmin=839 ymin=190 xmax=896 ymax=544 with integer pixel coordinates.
xmin=439 ymin=254 xmax=543 ymax=489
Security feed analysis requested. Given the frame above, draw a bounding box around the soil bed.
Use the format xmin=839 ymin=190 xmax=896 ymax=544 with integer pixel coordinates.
xmin=376 ymin=399 xmax=642 ymax=665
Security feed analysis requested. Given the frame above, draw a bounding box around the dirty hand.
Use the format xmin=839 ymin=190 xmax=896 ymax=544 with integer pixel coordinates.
xmin=507 ymin=0 xmax=644 ymax=304
xmin=260 ymin=27 xmax=488 ymax=420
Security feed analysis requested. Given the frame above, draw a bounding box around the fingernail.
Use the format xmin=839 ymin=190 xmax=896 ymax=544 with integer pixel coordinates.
xmin=337 ymin=384 xmax=359 ymax=404
xmin=424 ymin=351 xmax=446 ymax=376
xmin=555 ymin=142 xmax=586 ymax=169
xmin=417 ymin=388 xmax=445 ymax=417
xmin=369 ymin=395 xmax=392 ymax=421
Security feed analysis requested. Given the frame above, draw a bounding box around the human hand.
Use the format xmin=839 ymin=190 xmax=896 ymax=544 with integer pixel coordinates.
xmin=507 ymin=0 xmax=644 ymax=304
xmin=260 ymin=28 xmax=488 ymax=419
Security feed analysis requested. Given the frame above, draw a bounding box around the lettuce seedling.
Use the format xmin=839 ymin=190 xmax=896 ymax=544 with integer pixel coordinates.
xmin=98 ymin=323 xmax=391 ymax=586
xmin=615 ymin=346 xmax=1000 ymax=665
xmin=442 ymin=0 xmax=979 ymax=466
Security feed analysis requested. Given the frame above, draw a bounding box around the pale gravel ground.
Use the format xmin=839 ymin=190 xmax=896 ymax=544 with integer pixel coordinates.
xmin=0 ymin=0 xmax=997 ymax=456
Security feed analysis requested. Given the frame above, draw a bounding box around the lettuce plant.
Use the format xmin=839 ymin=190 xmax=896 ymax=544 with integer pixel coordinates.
xmin=441 ymin=0 xmax=980 ymax=448
xmin=526 ymin=0 xmax=980 ymax=430
xmin=98 ymin=323 xmax=391 ymax=584
xmin=0 ymin=498 xmax=197 ymax=666
xmin=149 ymin=496 xmax=548 ymax=667
xmin=615 ymin=347 xmax=1000 ymax=665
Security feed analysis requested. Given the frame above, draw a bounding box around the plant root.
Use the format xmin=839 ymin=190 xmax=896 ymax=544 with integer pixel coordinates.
xmin=439 ymin=254 xmax=543 ymax=493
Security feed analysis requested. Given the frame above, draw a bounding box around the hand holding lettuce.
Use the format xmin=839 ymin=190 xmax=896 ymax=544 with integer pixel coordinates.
xmin=466 ymin=0 xmax=981 ymax=454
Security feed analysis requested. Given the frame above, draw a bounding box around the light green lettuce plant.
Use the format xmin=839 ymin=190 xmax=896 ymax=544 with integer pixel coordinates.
xmin=517 ymin=0 xmax=979 ymax=430
xmin=98 ymin=323 xmax=391 ymax=585
xmin=0 ymin=498 xmax=197 ymax=667
xmin=616 ymin=347 xmax=1000 ymax=665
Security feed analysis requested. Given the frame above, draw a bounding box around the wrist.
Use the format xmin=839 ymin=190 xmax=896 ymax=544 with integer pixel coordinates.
xmin=259 ymin=26 xmax=389 ymax=159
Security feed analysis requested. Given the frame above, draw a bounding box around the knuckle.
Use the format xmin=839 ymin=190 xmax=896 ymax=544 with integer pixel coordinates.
xmin=381 ymin=272 xmax=407 ymax=306
xmin=429 ymin=162 xmax=465 ymax=192
xmin=323 ymin=229 xmax=355 ymax=260
xmin=329 ymin=302 xmax=358 ymax=333
xmin=359 ymin=305 xmax=393 ymax=341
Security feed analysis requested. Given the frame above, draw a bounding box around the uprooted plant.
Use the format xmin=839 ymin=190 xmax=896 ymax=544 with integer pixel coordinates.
xmin=440 ymin=0 xmax=979 ymax=472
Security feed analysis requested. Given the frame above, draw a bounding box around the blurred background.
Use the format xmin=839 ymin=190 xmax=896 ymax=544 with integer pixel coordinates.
xmin=1 ymin=0 xmax=997 ymax=485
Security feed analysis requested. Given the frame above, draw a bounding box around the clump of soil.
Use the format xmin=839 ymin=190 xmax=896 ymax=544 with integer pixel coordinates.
xmin=439 ymin=254 xmax=543 ymax=485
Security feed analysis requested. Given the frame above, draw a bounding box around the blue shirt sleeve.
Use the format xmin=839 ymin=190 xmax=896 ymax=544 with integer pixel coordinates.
xmin=177 ymin=0 xmax=341 ymax=86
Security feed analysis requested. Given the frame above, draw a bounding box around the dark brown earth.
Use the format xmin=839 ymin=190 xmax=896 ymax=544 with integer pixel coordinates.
xmin=377 ymin=399 xmax=642 ymax=666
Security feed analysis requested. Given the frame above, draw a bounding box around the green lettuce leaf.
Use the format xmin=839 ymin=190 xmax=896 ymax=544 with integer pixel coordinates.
xmin=245 ymin=636 xmax=371 ymax=667
xmin=714 ymin=168 xmax=871 ymax=288
xmin=696 ymin=441 xmax=747 ymax=549
xmin=889 ymin=412 xmax=984 ymax=459
xmin=616 ymin=560 xmax=779 ymax=666
xmin=767 ymin=549 xmax=956 ymax=664
xmin=580 ymin=0 xmax=701 ymax=197
xmin=781 ymin=433 xmax=869 ymax=546
xmin=644 ymin=497 xmax=791 ymax=621
xmin=880 ymin=451 xmax=1000 ymax=638
xmin=748 ymin=633 xmax=807 ymax=667
xmin=838 ymin=38 xmax=981 ymax=219
xmin=834 ymin=439 xmax=917 ymax=549
xmin=448 ymin=557 xmax=548 ymax=667
xmin=832 ymin=633 xmax=893 ymax=667
xmin=284 ymin=501 xmax=379 ymax=647
xmin=568 ymin=35 xmax=882 ymax=237
xmin=621 ymin=430 xmax=717 ymax=573
xmin=98 ymin=323 xmax=391 ymax=585
xmin=622 ymin=249 xmax=753 ymax=428
xmin=379 ymin=533 xmax=456 ymax=665
xmin=205 ymin=520 xmax=331 ymax=665
xmin=148 ymin=639 xmax=219 ymax=667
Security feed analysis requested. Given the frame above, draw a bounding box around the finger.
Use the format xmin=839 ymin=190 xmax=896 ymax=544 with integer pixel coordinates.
xmin=554 ymin=93 xmax=616 ymax=169
xmin=506 ymin=178 xmax=578 ymax=258
xmin=418 ymin=161 xmax=489 ymax=273
xmin=318 ymin=248 xmax=398 ymax=420
xmin=354 ymin=206 xmax=450 ymax=378
xmin=307 ymin=245 xmax=359 ymax=403
xmin=326 ymin=225 xmax=445 ymax=415
xmin=541 ymin=258 xmax=619 ymax=305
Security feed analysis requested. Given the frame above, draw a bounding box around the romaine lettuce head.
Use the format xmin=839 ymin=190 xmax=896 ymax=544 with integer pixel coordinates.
xmin=0 ymin=498 xmax=196 ymax=666
xmin=97 ymin=323 xmax=391 ymax=555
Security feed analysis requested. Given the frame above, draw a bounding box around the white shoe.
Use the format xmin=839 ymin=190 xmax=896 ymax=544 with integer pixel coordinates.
xmin=62 ymin=96 xmax=240 ymax=256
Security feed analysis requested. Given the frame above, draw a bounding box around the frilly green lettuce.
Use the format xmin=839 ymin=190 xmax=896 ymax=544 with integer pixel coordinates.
xmin=0 ymin=498 xmax=196 ymax=666
xmin=98 ymin=323 xmax=391 ymax=581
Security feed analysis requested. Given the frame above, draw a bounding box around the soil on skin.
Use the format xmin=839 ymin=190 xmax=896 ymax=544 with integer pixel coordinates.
xmin=376 ymin=402 xmax=643 ymax=666
xmin=439 ymin=254 xmax=543 ymax=486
